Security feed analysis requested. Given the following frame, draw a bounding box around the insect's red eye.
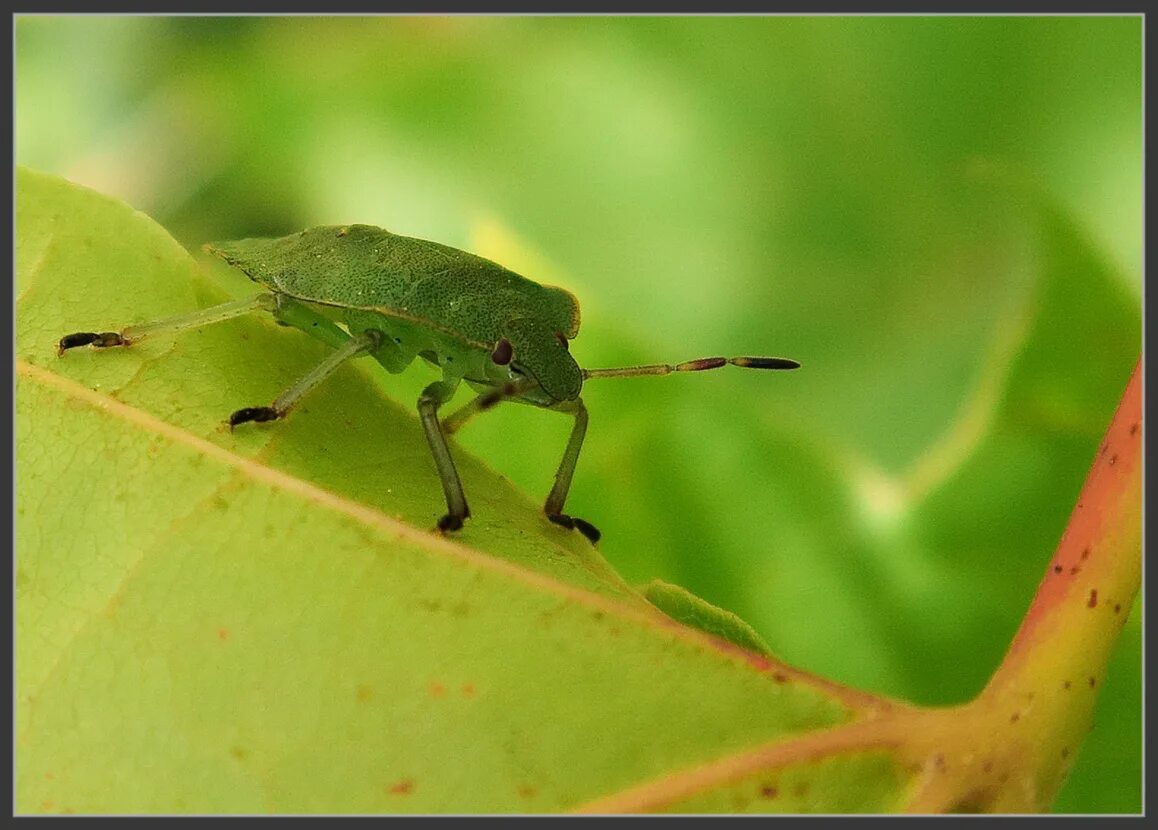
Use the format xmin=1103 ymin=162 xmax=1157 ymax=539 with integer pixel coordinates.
xmin=491 ymin=337 xmax=513 ymax=365
xmin=555 ymin=332 xmax=569 ymax=351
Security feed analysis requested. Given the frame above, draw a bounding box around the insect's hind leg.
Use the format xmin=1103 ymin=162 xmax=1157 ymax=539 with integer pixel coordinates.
xmin=417 ymin=381 xmax=471 ymax=533
xmin=543 ymin=398 xmax=601 ymax=544
xmin=57 ymin=293 xmax=277 ymax=355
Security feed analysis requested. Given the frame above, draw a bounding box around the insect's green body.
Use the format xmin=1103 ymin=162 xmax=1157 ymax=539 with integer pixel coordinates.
xmin=206 ymin=225 xmax=582 ymax=406
xmin=59 ymin=222 xmax=799 ymax=543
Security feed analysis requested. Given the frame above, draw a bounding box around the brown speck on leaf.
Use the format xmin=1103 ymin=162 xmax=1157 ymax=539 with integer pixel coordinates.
xmin=998 ymin=772 xmax=1009 ymax=784
xmin=356 ymin=684 xmax=375 ymax=702
xmin=461 ymin=683 xmax=476 ymax=698
xmin=1109 ymin=453 xmax=1118 ymax=466
xmin=1130 ymin=422 xmax=1139 ymax=436
xmin=1081 ymin=547 xmax=1090 ymax=561
xmin=217 ymin=628 xmax=229 ymax=641
xmin=1114 ymin=603 xmax=1122 ymax=614
xmin=1063 ymin=680 xmax=1072 ymax=690
xmin=982 ymin=761 xmax=993 ymax=774
xmin=429 ymin=682 xmax=446 ymax=698
xmin=1061 ymin=747 xmax=1071 ymax=759
xmin=1099 ymin=442 xmax=1109 ymax=456
xmin=760 ymin=784 xmax=779 ymax=799
xmin=1052 ymin=564 xmax=1063 ymax=574
xmin=1087 ymin=589 xmax=1098 ymax=608
xmin=517 ymin=785 xmax=537 ymax=799
xmin=1089 ymin=676 xmax=1097 ymax=688
xmin=388 ymin=779 xmax=414 ymax=795
xmin=1010 ymin=712 xmax=1020 ymax=723
xmin=772 ymin=672 xmax=789 ymax=684
xmin=1070 ymin=566 xmax=1081 ymax=575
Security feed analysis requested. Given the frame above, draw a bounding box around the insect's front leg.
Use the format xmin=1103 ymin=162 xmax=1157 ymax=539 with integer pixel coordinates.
xmin=544 ymin=398 xmax=601 ymax=544
xmin=417 ymin=380 xmax=471 ymax=533
xmin=441 ymin=379 xmax=532 ymax=437
xmin=57 ymin=293 xmax=276 ymax=354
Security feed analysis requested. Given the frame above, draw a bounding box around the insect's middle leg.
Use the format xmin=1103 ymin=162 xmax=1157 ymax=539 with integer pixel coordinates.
xmin=229 ymin=329 xmax=383 ymax=427
xmin=418 ymin=381 xmax=471 ymax=533
xmin=543 ymin=398 xmax=601 ymax=544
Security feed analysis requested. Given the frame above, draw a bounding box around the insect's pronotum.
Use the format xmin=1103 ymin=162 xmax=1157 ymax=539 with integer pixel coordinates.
xmin=58 ymin=224 xmax=799 ymax=543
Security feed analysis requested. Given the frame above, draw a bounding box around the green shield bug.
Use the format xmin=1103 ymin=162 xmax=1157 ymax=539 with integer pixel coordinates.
xmin=57 ymin=224 xmax=799 ymax=543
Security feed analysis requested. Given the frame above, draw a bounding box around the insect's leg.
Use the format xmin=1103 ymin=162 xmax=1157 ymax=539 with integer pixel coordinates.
xmin=229 ymin=330 xmax=383 ymax=428
xmin=417 ymin=381 xmax=471 ymax=533
xmin=57 ymin=293 xmax=276 ymax=355
xmin=271 ymin=298 xmax=412 ymax=373
xmin=543 ymin=398 xmax=601 ymax=544
xmin=441 ymin=381 xmax=529 ymax=437
xmin=270 ymin=295 xmax=360 ymax=352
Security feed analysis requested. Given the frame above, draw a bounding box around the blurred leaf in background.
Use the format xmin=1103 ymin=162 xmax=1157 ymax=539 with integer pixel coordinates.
xmin=15 ymin=15 xmax=1141 ymax=812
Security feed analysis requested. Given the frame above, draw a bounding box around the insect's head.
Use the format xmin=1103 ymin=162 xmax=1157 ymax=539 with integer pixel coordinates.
xmin=495 ymin=317 xmax=582 ymax=404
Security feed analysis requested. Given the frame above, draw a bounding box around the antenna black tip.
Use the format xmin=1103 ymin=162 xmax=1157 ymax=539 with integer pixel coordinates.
xmin=729 ymin=357 xmax=800 ymax=370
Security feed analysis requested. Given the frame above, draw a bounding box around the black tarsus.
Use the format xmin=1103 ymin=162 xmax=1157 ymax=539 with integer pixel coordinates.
xmin=548 ymin=513 xmax=601 ymax=544
xmin=57 ymin=331 xmax=125 ymax=354
xmin=229 ymin=406 xmax=281 ymax=429
xmin=571 ymin=517 xmax=601 ymax=544
xmin=437 ymin=513 xmax=465 ymax=533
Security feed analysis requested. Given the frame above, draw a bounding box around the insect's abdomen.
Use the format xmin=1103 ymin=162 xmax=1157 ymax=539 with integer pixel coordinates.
xmin=205 ymin=225 xmax=580 ymax=347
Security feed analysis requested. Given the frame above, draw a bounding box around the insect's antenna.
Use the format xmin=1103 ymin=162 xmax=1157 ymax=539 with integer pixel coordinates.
xmin=582 ymin=356 xmax=800 ymax=380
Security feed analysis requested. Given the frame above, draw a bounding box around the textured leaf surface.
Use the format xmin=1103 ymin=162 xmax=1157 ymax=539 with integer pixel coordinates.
xmin=16 ymin=168 xmax=1140 ymax=815
xmin=16 ymin=18 xmax=1141 ymax=812
xmin=17 ymin=168 xmax=896 ymax=813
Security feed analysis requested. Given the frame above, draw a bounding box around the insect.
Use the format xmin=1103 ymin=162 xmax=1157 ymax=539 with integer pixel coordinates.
xmin=58 ymin=224 xmax=799 ymax=543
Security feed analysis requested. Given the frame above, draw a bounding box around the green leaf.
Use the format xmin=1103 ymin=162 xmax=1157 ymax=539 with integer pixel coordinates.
xmin=15 ymin=168 xmax=1140 ymax=815
xmin=16 ymin=168 xmax=889 ymax=813
xmin=16 ymin=18 xmax=1141 ymax=813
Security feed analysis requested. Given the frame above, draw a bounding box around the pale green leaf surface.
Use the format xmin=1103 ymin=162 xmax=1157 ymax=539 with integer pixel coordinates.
xmin=656 ymin=752 xmax=904 ymax=814
xmin=16 ymin=168 xmax=889 ymax=813
xmin=15 ymin=17 xmax=1141 ymax=812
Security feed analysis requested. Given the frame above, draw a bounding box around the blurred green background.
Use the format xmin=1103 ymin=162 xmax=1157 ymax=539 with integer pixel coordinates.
xmin=16 ymin=15 xmax=1141 ymax=812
